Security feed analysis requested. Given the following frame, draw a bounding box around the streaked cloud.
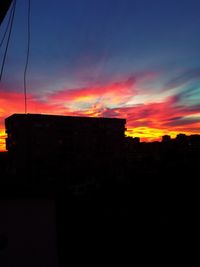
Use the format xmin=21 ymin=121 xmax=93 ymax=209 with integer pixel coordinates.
xmin=48 ymin=76 xmax=136 ymax=105
xmin=164 ymin=68 xmax=200 ymax=90
xmin=1 ymin=69 xmax=200 ymax=150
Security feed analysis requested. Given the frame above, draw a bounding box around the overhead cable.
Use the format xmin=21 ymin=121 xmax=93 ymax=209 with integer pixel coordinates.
xmin=0 ymin=1 xmax=14 ymax=49
xmin=24 ymin=0 xmax=31 ymax=113
xmin=0 ymin=0 xmax=16 ymax=82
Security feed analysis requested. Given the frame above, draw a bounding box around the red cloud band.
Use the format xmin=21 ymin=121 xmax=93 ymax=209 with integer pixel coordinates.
xmin=0 ymin=78 xmax=200 ymax=150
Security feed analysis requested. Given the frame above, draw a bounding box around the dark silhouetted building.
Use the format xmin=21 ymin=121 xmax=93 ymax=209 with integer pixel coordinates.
xmin=176 ymin=133 xmax=187 ymax=142
xmin=5 ymin=114 xmax=126 ymax=178
xmin=133 ymin=137 xmax=140 ymax=144
xmin=162 ymin=135 xmax=171 ymax=143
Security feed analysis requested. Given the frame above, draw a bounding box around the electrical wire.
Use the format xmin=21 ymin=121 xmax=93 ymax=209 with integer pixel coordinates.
xmin=24 ymin=0 xmax=31 ymax=114
xmin=0 ymin=0 xmax=16 ymax=81
xmin=0 ymin=1 xmax=14 ymax=49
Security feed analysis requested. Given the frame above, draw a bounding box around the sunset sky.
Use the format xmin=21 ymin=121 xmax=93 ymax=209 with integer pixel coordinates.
xmin=0 ymin=0 xmax=200 ymax=150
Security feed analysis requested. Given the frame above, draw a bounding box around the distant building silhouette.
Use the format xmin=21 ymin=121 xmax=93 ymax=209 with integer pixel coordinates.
xmin=133 ymin=137 xmax=140 ymax=144
xmin=162 ymin=135 xmax=171 ymax=143
xmin=5 ymin=114 xmax=126 ymax=178
xmin=176 ymin=133 xmax=187 ymax=142
xmin=189 ymin=134 xmax=200 ymax=148
xmin=1 ymin=114 xmax=200 ymax=266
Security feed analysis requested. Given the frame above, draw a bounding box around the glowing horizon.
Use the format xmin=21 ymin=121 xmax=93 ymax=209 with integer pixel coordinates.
xmin=1 ymin=0 xmax=200 ymax=151
xmin=1 ymin=73 xmax=200 ymax=151
xmin=0 ymin=116 xmax=198 ymax=152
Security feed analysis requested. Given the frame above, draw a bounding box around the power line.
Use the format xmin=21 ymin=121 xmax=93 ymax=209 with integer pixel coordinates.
xmin=0 ymin=0 xmax=13 ymax=26
xmin=24 ymin=0 xmax=31 ymax=114
xmin=0 ymin=0 xmax=16 ymax=82
xmin=0 ymin=1 xmax=14 ymax=49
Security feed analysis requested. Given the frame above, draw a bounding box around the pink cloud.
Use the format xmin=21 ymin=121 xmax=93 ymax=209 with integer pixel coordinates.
xmin=1 ymin=75 xmax=200 ymax=150
xmin=48 ymin=77 xmax=136 ymax=107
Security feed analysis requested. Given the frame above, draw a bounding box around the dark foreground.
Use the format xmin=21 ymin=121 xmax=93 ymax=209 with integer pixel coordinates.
xmin=0 ymin=142 xmax=199 ymax=266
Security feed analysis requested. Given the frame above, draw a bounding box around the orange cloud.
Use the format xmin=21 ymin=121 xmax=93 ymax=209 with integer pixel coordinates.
xmin=1 ymin=76 xmax=200 ymax=150
xmin=0 ymin=90 xmax=77 ymax=151
xmin=126 ymin=127 xmax=196 ymax=142
xmin=49 ymin=77 xmax=136 ymax=108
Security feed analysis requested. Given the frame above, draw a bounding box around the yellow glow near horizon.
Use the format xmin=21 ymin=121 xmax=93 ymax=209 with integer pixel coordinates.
xmin=126 ymin=127 xmax=193 ymax=142
xmin=1 ymin=125 xmax=197 ymax=152
xmin=0 ymin=130 xmax=6 ymax=152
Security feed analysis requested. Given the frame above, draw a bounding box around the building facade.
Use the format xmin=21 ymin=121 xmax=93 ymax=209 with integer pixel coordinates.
xmin=5 ymin=114 xmax=126 ymax=179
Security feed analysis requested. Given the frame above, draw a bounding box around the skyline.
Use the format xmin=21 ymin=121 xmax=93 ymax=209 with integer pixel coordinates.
xmin=0 ymin=0 xmax=200 ymax=150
